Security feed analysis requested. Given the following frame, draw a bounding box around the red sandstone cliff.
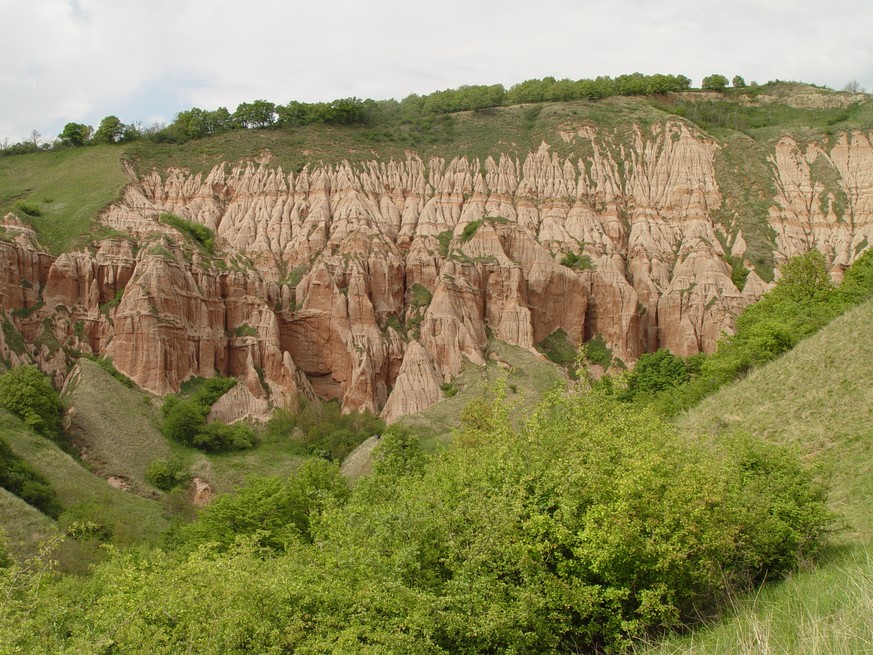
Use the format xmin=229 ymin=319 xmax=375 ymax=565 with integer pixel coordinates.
xmin=3 ymin=122 xmax=872 ymax=421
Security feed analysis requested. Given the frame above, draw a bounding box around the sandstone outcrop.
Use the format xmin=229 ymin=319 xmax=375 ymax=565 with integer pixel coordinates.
xmin=3 ymin=121 xmax=873 ymax=422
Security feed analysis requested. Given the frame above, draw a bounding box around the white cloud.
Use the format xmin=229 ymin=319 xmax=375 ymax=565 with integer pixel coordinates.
xmin=1 ymin=0 xmax=872 ymax=141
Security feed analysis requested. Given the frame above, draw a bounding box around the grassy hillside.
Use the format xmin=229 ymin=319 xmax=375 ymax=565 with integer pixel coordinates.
xmin=636 ymin=297 xmax=873 ymax=654
xmin=63 ymin=359 xmax=171 ymax=495
xmin=0 ymin=145 xmax=129 ymax=253
xmin=679 ymin=297 xmax=873 ymax=541
xmin=64 ymin=359 xmax=309 ymax=495
xmin=0 ymin=486 xmax=57 ymax=560
xmin=0 ymin=408 xmax=169 ymax=572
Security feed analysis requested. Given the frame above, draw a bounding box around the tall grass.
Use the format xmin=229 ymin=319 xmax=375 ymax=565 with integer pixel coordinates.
xmin=637 ymin=545 xmax=873 ymax=655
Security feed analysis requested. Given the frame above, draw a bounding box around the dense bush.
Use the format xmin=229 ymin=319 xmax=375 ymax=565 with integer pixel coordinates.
xmin=193 ymin=420 xmax=255 ymax=453
xmin=145 ymin=458 xmax=189 ymax=491
xmin=173 ymin=459 xmax=349 ymax=552
xmin=161 ymin=376 xmax=254 ymax=453
xmin=0 ymin=392 xmax=832 ymax=654
xmin=0 ymin=365 xmax=62 ymax=438
xmin=266 ymin=400 xmax=384 ymax=461
xmin=620 ymin=349 xmax=689 ymax=402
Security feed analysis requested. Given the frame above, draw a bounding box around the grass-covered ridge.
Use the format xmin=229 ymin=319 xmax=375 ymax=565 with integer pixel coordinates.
xmin=633 ymin=298 xmax=873 ymax=655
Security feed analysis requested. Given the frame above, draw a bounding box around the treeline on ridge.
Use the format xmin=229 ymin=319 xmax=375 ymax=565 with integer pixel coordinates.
xmin=2 ymin=72 xmax=696 ymax=154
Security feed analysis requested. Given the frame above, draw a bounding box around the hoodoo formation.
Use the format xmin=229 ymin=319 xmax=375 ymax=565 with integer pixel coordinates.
xmin=3 ymin=118 xmax=873 ymax=421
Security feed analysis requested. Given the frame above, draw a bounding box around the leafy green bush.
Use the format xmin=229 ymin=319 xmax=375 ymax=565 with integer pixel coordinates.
xmin=536 ymin=327 xmax=578 ymax=377
xmin=191 ymin=376 xmax=237 ymax=407
xmin=584 ymin=334 xmax=613 ymax=369
xmin=193 ymin=421 xmax=255 ymax=453
xmin=13 ymin=200 xmax=41 ymax=217
xmin=435 ymin=229 xmax=453 ymax=257
xmin=0 ymin=365 xmax=62 ymax=438
xmin=410 ymin=283 xmax=432 ymax=308
xmin=174 ymin=459 xmax=349 ymax=552
xmin=161 ymin=397 xmax=207 ymax=446
xmin=560 ymin=250 xmax=594 ymax=271
xmin=266 ymin=400 xmax=384 ymax=461
xmin=620 ymin=349 xmax=688 ymax=402
xmin=459 ymin=218 xmax=483 ymax=243
xmin=439 ymin=381 xmax=458 ymax=397
xmin=702 ymin=74 xmax=729 ymax=91
xmin=161 ymin=377 xmax=251 ymax=453
xmin=232 ymin=323 xmax=257 ymax=337
xmin=145 ymin=458 xmax=189 ymax=491
xmin=159 ymin=213 xmax=214 ymax=254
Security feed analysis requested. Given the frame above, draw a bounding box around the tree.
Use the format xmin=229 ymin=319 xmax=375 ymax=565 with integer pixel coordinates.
xmin=92 ymin=115 xmax=125 ymax=144
xmin=620 ymin=349 xmax=689 ymax=401
xmin=0 ymin=365 xmax=63 ymax=438
xmin=701 ymin=74 xmax=729 ymax=91
xmin=843 ymin=79 xmax=865 ymax=93
xmin=732 ymin=75 xmax=746 ymax=88
xmin=57 ymin=122 xmax=92 ymax=146
xmin=232 ymin=100 xmax=276 ymax=128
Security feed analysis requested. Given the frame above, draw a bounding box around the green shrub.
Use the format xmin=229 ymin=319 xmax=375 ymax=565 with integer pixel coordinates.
xmin=192 ymin=376 xmax=237 ymax=407
xmin=266 ymin=400 xmax=384 ymax=462
xmin=145 ymin=458 xmax=189 ymax=491
xmin=13 ymin=200 xmax=41 ymax=217
xmin=232 ymin=323 xmax=258 ymax=337
xmin=193 ymin=420 xmax=256 ymax=453
xmin=161 ymin=397 xmax=207 ymax=446
xmin=1 ymin=319 xmax=26 ymax=355
xmin=161 ymin=377 xmax=250 ymax=453
xmin=560 ymin=250 xmax=594 ymax=271
xmin=174 ymin=459 xmax=349 ymax=552
xmin=410 ymin=283 xmax=432 ymax=308
xmin=620 ymin=349 xmax=688 ymax=402
xmin=435 ymin=229 xmax=453 ymax=257
xmin=439 ymin=381 xmax=459 ymax=397
xmin=536 ymin=328 xmax=578 ymax=375
xmin=58 ymin=503 xmax=113 ymax=542
xmin=0 ymin=365 xmax=62 ymax=438
xmin=584 ymin=333 xmax=613 ymax=369
xmin=159 ymin=213 xmax=214 ymax=254
xmin=459 ymin=218 xmax=484 ymax=243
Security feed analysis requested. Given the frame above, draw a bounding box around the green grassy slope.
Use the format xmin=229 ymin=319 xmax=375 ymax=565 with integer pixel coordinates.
xmin=63 ymin=359 xmax=171 ymax=495
xmin=0 ymin=486 xmax=57 ymax=560
xmin=679 ymin=297 xmax=873 ymax=541
xmin=0 ymin=145 xmax=129 ymax=253
xmin=0 ymin=410 xmax=168 ymax=556
xmin=64 ymin=359 xmax=309 ymax=496
xmin=637 ymin=297 xmax=873 ymax=654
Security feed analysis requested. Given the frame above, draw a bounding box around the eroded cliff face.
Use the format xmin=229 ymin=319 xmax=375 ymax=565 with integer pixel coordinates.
xmin=3 ymin=121 xmax=872 ymax=421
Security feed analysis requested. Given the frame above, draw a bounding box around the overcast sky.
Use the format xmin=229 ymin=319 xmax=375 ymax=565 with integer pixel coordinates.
xmin=2 ymin=0 xmax=871 ymax=143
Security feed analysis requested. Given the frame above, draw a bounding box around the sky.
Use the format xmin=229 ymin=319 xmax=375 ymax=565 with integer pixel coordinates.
xmin=2 ymin=0 xmax=872 ymax=143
